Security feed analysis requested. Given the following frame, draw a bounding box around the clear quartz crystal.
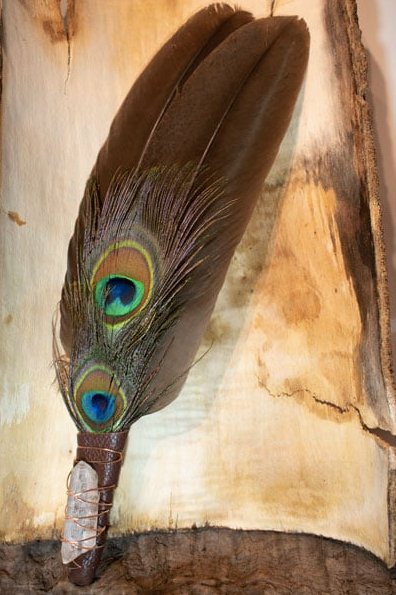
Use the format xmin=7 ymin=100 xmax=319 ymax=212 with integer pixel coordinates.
xmin=61 ymin=460 xmax=99 ymax=564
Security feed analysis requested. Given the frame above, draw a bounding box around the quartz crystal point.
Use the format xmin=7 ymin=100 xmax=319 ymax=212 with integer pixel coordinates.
xmin=61 ymin=461 xmax=99 ymax=564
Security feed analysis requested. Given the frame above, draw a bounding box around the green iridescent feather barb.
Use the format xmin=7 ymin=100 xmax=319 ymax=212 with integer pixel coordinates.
xmin=53 ymin=3 xmax=309 ymax=586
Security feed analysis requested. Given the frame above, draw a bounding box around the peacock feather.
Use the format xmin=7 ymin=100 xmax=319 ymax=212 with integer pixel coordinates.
xmin=54 ymin=3 xmax=309 ymax=585
xmin=56 ymin=165 xmax=231 ymax=432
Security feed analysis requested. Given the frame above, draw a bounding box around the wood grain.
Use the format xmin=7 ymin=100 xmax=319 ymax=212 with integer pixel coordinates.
xmin=1 ymin=530 xmax=396 ymax=594
xmin=1 ymin=0 xmax=395 ymax=575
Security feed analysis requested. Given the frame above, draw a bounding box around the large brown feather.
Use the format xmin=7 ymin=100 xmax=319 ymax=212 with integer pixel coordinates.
xmin=58 ymin=6 xmax=309 ymax=420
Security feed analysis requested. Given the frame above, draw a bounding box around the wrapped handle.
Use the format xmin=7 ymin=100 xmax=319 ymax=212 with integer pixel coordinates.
xmin=63 ymin=431 xmax=128 ymax=586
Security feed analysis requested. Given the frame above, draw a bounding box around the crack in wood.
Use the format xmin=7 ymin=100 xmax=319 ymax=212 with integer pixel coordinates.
xmin=60 ymin=0 xmax=71 ymax=91
xmin=262 ymin=381 xmax=396 ymax=447
xmin=350 ymin=405 xmax=396 ymax=449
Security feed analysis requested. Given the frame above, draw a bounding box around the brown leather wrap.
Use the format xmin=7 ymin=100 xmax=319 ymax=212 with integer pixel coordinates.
xmin=67 ymin=431 xmax=128 ymax=586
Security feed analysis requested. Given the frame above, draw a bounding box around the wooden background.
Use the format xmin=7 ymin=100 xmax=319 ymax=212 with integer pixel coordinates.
xmin=1 ymin=0 xmax=395 ymax=579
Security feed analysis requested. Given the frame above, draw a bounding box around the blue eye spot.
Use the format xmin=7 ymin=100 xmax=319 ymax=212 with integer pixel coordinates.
xmin=106 ymin=277 xmax=135 ymax=307
xmin=95 ymin=275 xmax=145 ymax=317
xmin=81 ymin=391 xmax=116 ymax=424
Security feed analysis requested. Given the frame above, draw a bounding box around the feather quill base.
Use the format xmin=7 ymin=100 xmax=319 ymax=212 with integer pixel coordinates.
xmin=63 ymin=431 xmax=128 ymax=586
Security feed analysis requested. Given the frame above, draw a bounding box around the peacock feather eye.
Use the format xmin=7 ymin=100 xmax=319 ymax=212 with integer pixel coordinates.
xmin=95 ymin=275 xmax=145 ymax=317
xmin=80 ymin=391 xmax=117 ymax=424
xmin=91 ymin=240 xmax=154 ymax=326
xmin=73 ymin=365 xmax=127 ymax=432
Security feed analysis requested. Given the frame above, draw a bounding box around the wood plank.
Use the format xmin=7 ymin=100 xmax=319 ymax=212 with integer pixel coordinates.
xmin=1 ymin=0 xmax=395 ymax=571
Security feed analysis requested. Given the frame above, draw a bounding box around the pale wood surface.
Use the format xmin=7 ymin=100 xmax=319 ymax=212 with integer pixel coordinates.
xmin=1 ymin=0 xmax=395 ymax=569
